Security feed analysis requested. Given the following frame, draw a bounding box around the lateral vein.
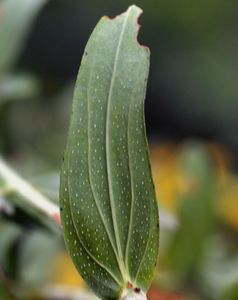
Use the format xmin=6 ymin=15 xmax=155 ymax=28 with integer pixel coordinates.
xmin=66 ymin=170 xmax=122 ymax=286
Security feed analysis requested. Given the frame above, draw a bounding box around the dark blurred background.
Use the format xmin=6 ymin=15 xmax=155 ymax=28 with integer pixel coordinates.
xmin=0 ymin=1 xmax=238 ymax=299
xmin=20 ymin=0 xmax=238 ymax=160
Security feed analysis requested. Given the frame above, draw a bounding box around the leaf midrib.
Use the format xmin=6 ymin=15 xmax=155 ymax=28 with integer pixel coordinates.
xmin=87 ymin=39 xmax=125 ymax=281
xmin=105 ymin=9 xmax=131 ymax=282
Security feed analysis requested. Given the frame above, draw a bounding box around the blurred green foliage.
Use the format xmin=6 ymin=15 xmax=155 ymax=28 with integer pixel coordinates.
xmin=0 ymin=0 xmax=47 ymax=73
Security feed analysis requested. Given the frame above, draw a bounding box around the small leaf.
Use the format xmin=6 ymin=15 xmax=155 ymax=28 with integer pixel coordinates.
xmin=60 ymin=5 xmax=159 ymax=300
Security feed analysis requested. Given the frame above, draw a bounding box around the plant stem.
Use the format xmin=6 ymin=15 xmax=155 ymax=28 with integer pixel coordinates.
xmin=120 ymin=289 xmax=147 ymax=300
xmin=0 ymin=156 xmax=60 ymax=225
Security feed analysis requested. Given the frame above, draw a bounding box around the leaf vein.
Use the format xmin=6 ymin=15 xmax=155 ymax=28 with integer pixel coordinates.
xmin=87 ymin=50 xmax=125 ymax=280
xmin=105 ymin=9 xmax=131 ymax=280
xmin=66 ymin=171 xmax=122 ymax=285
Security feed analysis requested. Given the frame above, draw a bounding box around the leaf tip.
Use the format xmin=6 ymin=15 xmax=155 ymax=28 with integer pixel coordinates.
xmin=127 ymin=4 xmax=143 ymax=14
xmin=126 ymin=5 xmax=150 ymax=53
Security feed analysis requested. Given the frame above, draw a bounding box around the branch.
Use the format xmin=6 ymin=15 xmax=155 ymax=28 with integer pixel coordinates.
xmin=0 ymin=156 xmax=60 ymax=225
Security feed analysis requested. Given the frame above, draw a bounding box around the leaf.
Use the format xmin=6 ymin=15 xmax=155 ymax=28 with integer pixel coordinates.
xmin=0 ymin=0 xmax=48 ymax=74
xmin=60 ymin=5 xmax=159 ymax=300
xmin=18 ymin=230 xmax=60 ymax=287
xmin=0 ymin=73 xmax=40 ymax=104
xmin=167 ymin=143 xmax=216 ymax=278
xmin=0 ymin=222 xmax=21 ymax=268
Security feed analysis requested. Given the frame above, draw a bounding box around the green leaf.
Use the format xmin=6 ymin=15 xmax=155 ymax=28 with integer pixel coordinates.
xmin=0 ymin=0 xmax=48 ymax=74
xmin=0 ymin=73 xmax=40 ymax=104
xmin=18 ymin=230 xmax=60 ymax=287
xmin=60 ymin=5 xmax=159 ymax=300
xmin=0 ymin=221 xmax=21 ymax=268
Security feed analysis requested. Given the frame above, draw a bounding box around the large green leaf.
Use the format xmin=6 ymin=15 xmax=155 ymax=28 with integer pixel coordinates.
xmin=60 ymin=5 xmax=159 ymax=300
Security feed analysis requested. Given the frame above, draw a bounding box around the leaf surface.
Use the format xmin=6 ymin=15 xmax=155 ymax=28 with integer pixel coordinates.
xmin=60 ymin=5 xmax=159 ymax=300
